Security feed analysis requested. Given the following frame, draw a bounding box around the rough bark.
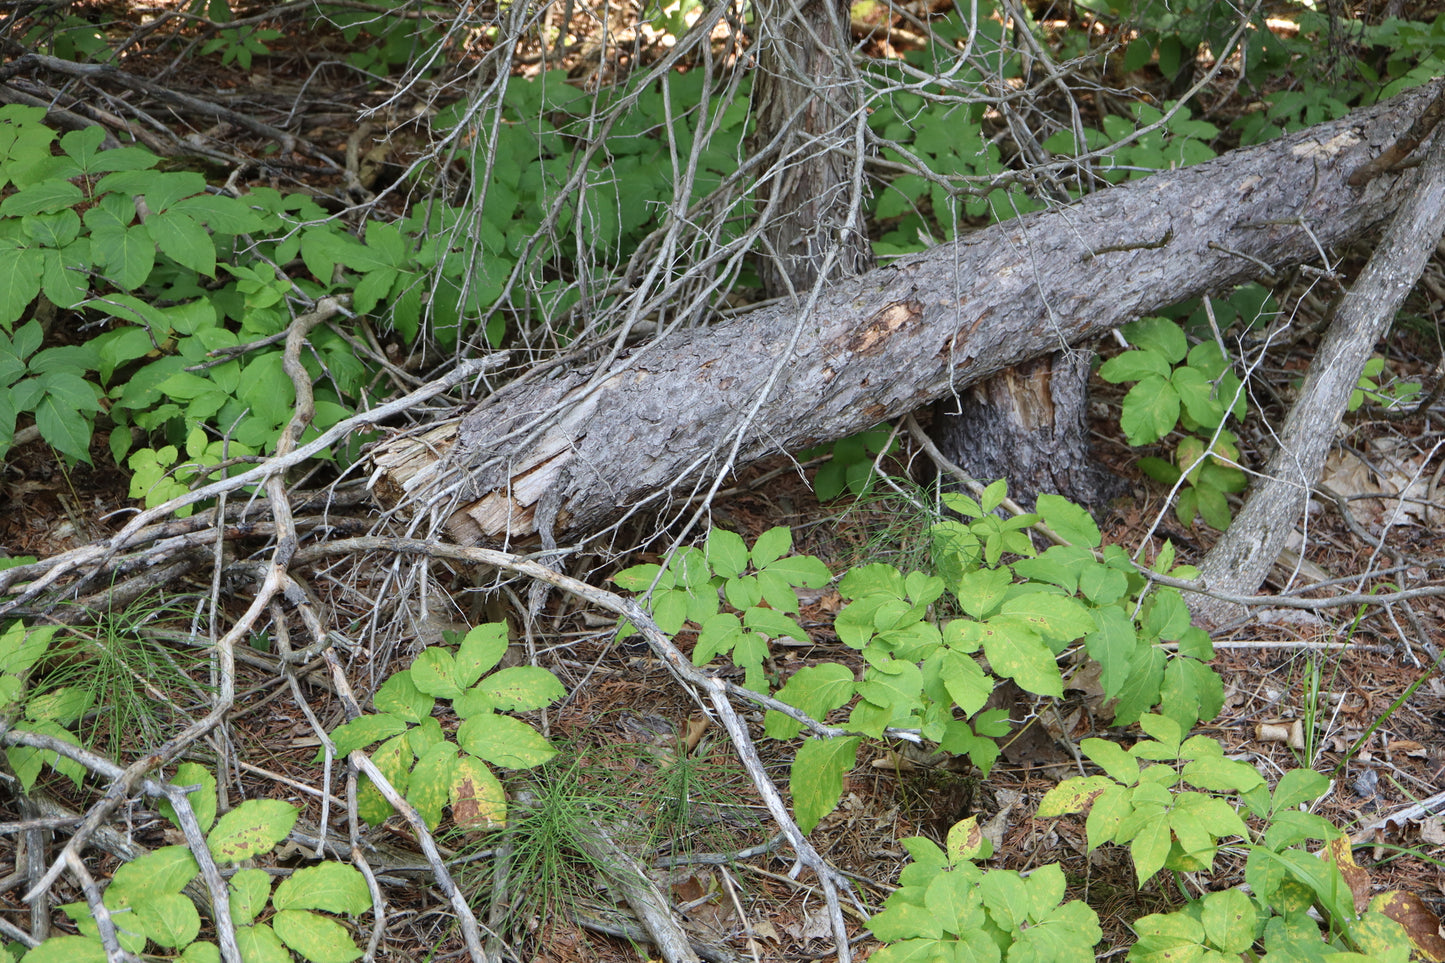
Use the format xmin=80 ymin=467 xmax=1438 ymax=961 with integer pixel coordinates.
xmin=931 ymin=348 xmax=1122 ymax=512
xmin=368 ymin=81 xmax=1444 ymax=547
xmin=1192 ymin=96 xmax=1445 ymax=625
xmin=750 ymin=0 xmax=875 ymax=298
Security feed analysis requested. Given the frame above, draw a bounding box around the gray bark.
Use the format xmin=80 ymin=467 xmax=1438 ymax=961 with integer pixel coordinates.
xmin=1192 ymin=95 xmax=1445 ymax=624
xmin=931 ymin=348 xmax=1123 ymax=513
xmin=368 ymin=81 xmax=1445 ymax=547
xmin=750 ymin=0 xmax=875 ymax=298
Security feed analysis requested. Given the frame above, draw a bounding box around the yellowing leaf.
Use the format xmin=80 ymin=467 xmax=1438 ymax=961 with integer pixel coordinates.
xmin=791 ymin=736 xmax=860 ymax=833
xmin=273 ymin=862 xmax=372 ymax=916
xmin=272 ymin=910 xmax=362 ymax=963
xmin=451 ymin=755 xmax=507 ymax=829
xmin=207 ymin=800 xmax=298 ymax=865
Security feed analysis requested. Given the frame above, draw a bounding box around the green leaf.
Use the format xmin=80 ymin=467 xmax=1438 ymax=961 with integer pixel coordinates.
xmin=705 ymin=528 xmax=748 ymax=578
xmin=750 ymin=526 xmax=792 ymax=568
xmin=1081 ymin=738 xmax=1140 ymax=785
xmin=453 ymin=622 xmax=508 ymax=688
xmin=1171 ymin=365 xmax=1224 ymax=428
xmin=1272 ymin=768 xmax=1330 ymax=814
xmin=998 ymin=593 xmax=1094 ymax=643
xmin=1199 ymin=887 xmax=1255 ymax=954
xmin=856 ymin=659 xmax=924 ymax=724
xmin=954 ymin=567 xmax=1011 ymax=619
xmin=135 ymin=891 xmax=201 ymax=948
xmin=838 ymin=562 xmax=907 ymax=599
xmin=456 ymin=712 xmax=556 ymax=769
xmin=791 ymin=736 xmax=860 ymax=833
xmin=372 ymin=671 xmax=434 ymax=724
xmin=181 ymin=941 xmax=222 ymax=963
xmin=0 ymin=179 xmax=84 ymax=215
xmin=147 ymin=210 xmax=216 ymax=276
xmin=652 ymin=588 xmax=692 ymax=634
xmin=869 ymin=901 xmax=944 ymax=942
xmin=743 ymin=605 xmax=808 ymax=642
xmin=236 ymin=923 xmax=291 ymax=963
xmin=937 ymin=649 xmax=990 ymax=716
xmin=1123 ymin=317 xmax=1188 ymax=363
xmin=980 ymin=478 xmax=1008 ymax=512
xmin=762 ymin=554 xmax=832 ymax=588
xmin=979 ymin=619 xmax=1062 ymax=698
xmin=272 ymin=910 xmax=362 ymax=963
xmin=1129 ymin=811 xmax=1173 ymax=885
xmin=1193 ymin=482 xmax=1232 ymax=530
xmin=171 ymin=194 xmax=265 ymax=233
xmin=356 ymin=734 xmax=412 ymax=825
xmin=722 ymin=575 xmax=761 ymax=610
xmin=1138 ymin=456 xmax=1181 ymax=484
xmin=405 ymin=743 xmax=457 ymax=830
xmin=476 ymin=666 xmax=565 ymax=711
xmin=1128 ymin=912 xmax=1207 ymax=963
xmin=23 ymin=686 xmax=92 ymax=724
xmin=1144 ymin=590 xmax=1193 ymax=642
xmin=765 ymin=663 xmax=856 ymax=739
xmin=207 ymin=799 xmax=299 ymax=864
xmin=228 ymin=868 xmax=273 ymax=926
xmin=329 ymin=713 xmax=410 ymax=757
xmin=1120 ymin=376 xmax=1180 ymax=444
xmin=1085 ymin=606 xmax=1138 ymax=701
xmin=1110 ymin=645 xmax=1166 ymax=726
xmin=756 ymin=569 xmax=802 ymax=613
xmin=16 ymin=936 xmax=107 ymax=963
xmin=924 ymin=868 xmax=985 ymax=935
xmin=109 ymin=846 xmax=200 ymax=900
xmin=0 ymin=621 xmax=55 ymax=676
xmin=1035 ymin=494 xmax=1101 ymax=547
xmin=409 ymin=647 xmax=463 ymax=699
xmin=161 ymin=761 xmax=218 ymax=833
xmin=1098 ymin=349 xmax=1171 ymax=384
xmin=977 ymin=869 xmax=1030 ymax=931
xmin=0 ymin=242 xmax=43 ymax=327
xmin=273 ymin=862 xmax=372 ymax=915
xmin=1187 ymin=340 xmax=1229 ymax=380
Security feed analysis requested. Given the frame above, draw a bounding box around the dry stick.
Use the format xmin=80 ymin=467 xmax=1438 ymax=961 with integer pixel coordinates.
xmin=12 ymin=53 xmax=342 ymax=169
xmin=2 ymin=730 xmax=241 ymax=962
xmin=20 ymin=303 xmax=375 ymax=960
xmin=305 ymin=616 xmax=491 ymax=961
xmin=343 ymin=743 xmax=492 ymax=963
xmin=1348 ymin=786 xmax=1445 ymax=846
xmin=293 ymin=539 xmax=919 ymax=752
xmin=292 ymin=536 xmax=863 ymax=963
xmin=571 ymin=826 xmax=702 ymax=963
xmin=64 ymin=849 xmax=131 ymax=963
xmin=1193 ymin=122 xmax=1445 ymax=624
xmin=0 ymin=340 xmax=507 ymax=615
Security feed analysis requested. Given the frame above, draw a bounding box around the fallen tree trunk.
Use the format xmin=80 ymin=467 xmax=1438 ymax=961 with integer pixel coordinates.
xmin=371 ymin=81 xmax=1443 ymax=547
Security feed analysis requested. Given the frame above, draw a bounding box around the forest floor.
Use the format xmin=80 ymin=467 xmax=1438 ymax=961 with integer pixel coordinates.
xmin=2 ymin=0 xmax=1445 ymax=960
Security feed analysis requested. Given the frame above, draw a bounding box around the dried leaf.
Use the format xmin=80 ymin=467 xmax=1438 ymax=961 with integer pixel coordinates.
xmin=1371 ymin=890 xmax=1445 ymax=962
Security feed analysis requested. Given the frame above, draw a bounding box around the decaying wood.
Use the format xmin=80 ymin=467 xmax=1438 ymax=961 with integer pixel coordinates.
xmin=369 ymin=81 xmax=1445 ymax=547
xmin=930 ymin=348 xmax=1122 ymax=512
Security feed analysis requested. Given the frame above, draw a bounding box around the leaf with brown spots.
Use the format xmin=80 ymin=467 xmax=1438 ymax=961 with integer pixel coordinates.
xmin=1323 ymin=835 xmax=1372 ymax=913
xmin=450 ymin=755 xmax=506 ymax=830
xmin=1371 ymin=890 xmax=1445 ymax=962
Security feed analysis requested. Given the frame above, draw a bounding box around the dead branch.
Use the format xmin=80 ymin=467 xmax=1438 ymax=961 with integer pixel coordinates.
xmin=1193 ymin=111 xmax=1445 ymax=623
